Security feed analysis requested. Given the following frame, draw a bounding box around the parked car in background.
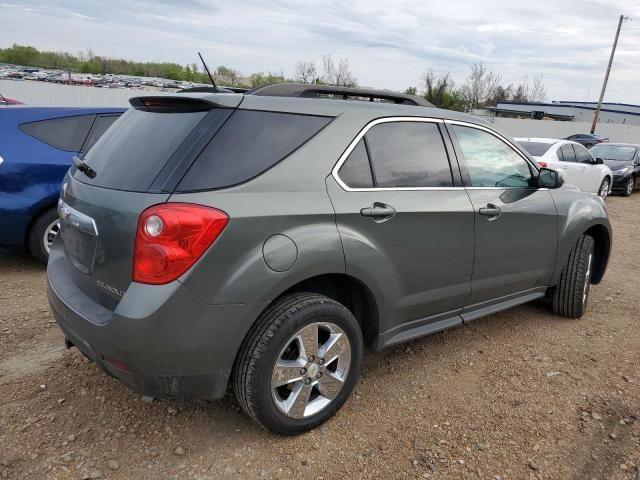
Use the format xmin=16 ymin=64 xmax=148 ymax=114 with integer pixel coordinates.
xmin=515 ymin=137 xmax=612 ymax=199
xmin=0 ymin=106 xmax=125 ymax=262
xmin=48 ymin=85 xmax=611 ymax=435
xmin=0 ymin=93 xmax=23 ymax=106
xmin=589 ymin=143 xmax=640 ymax=196
xmin=565 ymin=133 xmax=609 ymax=148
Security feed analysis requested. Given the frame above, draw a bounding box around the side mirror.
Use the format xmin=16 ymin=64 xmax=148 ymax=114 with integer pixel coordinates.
xmin=595 ymin=157 xmax=604 ymax=165
xmin=538 ymin=167 xmax=564 ymax=189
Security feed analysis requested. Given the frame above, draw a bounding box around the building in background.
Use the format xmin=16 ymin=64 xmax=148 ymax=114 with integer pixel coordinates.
xmin=476 ymin=101 xmax=640 ymax=126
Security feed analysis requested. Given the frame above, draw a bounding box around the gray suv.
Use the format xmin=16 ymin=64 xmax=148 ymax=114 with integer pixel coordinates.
xmin=47 ymin=84 xmax=611 ymax=435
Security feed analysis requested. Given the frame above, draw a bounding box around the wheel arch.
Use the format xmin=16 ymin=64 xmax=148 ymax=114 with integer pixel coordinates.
xmin=23 ymin=197 xmax=58 ymax=247
xmin=584 ymin=224 xmax=611 ymax=284
xmin=249 ymin=273 xmax=381 ymax=350
xmin=274 ymin=273 xmax=380 ymax=349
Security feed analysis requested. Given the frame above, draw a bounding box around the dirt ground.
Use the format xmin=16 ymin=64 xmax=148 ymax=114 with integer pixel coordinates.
xmin=1 ymin=195 xmax=639 ymax=480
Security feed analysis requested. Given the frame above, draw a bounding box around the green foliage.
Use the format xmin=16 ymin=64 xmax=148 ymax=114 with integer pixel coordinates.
xmin=249 ymin=71 xmax=292 ymax=88
xmin=0 ymin=44 xmax=244 ymax=86
xmin=403 ymin=86 xmax=417 ymax=96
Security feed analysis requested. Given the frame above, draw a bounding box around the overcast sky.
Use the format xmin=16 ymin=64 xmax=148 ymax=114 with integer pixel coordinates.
xmin=1 ymin=0 xmax=639 ymax=103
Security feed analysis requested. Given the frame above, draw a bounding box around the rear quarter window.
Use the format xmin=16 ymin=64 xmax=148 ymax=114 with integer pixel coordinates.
xmin=20 ymin=114 xmax=96 ymax=151
xmin=517 ymin=142 xmax=551 ymax=157
xmin=177 ymin=110 xmax=332 ymax=191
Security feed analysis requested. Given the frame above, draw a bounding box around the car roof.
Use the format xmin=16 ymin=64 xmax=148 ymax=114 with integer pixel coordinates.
xmin=592 ymin=142 xmax=639 ymax=148
xmin=513 ymin=137 xmax=570 ymax=145
xmin=166 ymin=91 xmax=494 ymax=129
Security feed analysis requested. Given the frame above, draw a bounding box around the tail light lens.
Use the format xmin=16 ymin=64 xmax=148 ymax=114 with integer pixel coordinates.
xmin=133 ymin=203 xmax=228 ymax=285
xmin=538 ymin=161 xmax=548 ymax=168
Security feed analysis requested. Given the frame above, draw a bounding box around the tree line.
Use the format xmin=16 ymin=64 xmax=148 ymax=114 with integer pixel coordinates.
xmin=1 ymin=44 xmax=545 ymax=109
xmin=406 ymin=64 xmax=547 ymax=111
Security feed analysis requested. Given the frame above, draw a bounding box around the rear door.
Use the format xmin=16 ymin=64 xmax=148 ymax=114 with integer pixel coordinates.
xmin=327 ymin=118 xmax=475 ymax=340
xmin=447 ymin=122 xmax=558 ymax=314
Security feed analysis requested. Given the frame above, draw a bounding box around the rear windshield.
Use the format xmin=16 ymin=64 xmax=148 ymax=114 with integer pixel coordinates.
xmin=517 ymin=141 xmax=552 ymax=157
xmin=176 ymin=110 xmax=332 ymax=191
xmin=589 ymin=144 xmax=637 ymax=161
xmin=74 ymin=108 xmax=207 ymax=191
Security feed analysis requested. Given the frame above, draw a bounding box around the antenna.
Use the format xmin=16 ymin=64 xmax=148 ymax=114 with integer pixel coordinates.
xmin=198 ymin=51 xmax=218 ymax=92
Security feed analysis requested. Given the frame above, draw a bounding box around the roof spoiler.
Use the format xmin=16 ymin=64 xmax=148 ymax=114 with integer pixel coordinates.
xmin=129 ymin=96 xmax=220 ymax=112
xmin=247 ymin=83 xmax=434 ymax=107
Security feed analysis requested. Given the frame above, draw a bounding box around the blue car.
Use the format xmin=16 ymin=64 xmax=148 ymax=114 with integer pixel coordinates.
xmin=0 ymin=106 xmax=125 ymax=262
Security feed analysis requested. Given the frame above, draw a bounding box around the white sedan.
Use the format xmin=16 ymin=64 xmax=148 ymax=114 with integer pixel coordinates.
xmin=515 ymin=137 xmax=613 ymax=200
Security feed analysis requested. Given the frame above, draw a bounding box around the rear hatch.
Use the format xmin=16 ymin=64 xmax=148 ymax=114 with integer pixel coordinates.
xmin=60 ymin=95 xmax=241 ymax=310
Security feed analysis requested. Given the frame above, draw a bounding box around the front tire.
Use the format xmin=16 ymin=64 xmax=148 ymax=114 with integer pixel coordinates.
xmin=621 ymin=176 xmax=635 ymax=197
xmin=28 ymin=208 xmax=60 ymax=264
xmin=552 ymin=235 xmax=595 ymax=319
xmin=233 ymin=293 xmax=363 ymax=435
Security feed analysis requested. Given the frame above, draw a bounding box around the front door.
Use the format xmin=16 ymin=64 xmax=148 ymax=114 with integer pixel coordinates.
xmin=326 ymin=119 xmax=475 ymax=338
xmin=447 ymin=123 xmax=558 ymax=310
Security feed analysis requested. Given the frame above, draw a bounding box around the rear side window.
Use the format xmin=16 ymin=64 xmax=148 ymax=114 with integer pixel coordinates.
xmin=365 ymin=122 xmax=453 ymax=188
xmin=338 ymin=139 xmax=374 ymax=188
xmin=177 ymin=110 xmax=332 ymax=191
xmin=337 ymin=121 xmax=453 ymax=189
xmin=518 ymin=141 xmax=551 ymax=157
xmin=76 ymin=108 xmax=207 ymax=191
xmin=81 ymin=115 xmax=121 ymax=153
xmin=560 ymin=144 xmax=577 ymax=162
xmin=20 ymin=114 xmax=95 ymax=151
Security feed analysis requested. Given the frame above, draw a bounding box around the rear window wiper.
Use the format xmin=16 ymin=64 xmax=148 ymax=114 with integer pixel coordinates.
xmin=72 ymin=155 xmax=97 ymax=179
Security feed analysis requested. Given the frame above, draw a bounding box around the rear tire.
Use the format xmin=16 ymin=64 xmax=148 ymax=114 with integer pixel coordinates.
xmin=233 ymin=293 xmax=363 ymax=435
xmin=598 ymin=178 xmax=610 ymax=200
xmin=552 ymin=235 xmax=595 ymax=319
xmin=28 ymin=208 xmax=60 ymax=264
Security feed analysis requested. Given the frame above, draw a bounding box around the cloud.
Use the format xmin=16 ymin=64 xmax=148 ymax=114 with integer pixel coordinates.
xmin=0 ymin=0 xmax=639 ymax=102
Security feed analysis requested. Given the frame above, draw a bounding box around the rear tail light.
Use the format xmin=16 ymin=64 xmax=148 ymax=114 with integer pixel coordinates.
xmin=538 ymin=161 xmax=548 ymax=168
xmin=133 ymin=203 xmax=228 ymax=285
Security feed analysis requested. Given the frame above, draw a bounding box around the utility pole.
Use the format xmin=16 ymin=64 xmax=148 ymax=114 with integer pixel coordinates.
xmin=590 ymin=14 xmax=629 ymax=133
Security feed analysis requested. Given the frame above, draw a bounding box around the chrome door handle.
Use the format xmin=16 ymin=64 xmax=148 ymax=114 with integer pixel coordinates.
xmin=479 ymin=203 xmax=502 ymax=220
xmin=360 ymin=203 xmax=396 ymax=223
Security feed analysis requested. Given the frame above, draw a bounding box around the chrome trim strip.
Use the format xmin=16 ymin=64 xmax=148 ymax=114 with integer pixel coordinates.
xmin=331 ymin=117 xmax=448 ymax=192
xmin=466 ymin=187 xmax=548 ymax=191
xmin=57 ymin=199 xmax=99 ymax=237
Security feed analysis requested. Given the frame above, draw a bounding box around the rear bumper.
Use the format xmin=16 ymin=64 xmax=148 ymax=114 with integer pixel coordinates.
xmin=47 ymin=240 xmax=268 ymax=400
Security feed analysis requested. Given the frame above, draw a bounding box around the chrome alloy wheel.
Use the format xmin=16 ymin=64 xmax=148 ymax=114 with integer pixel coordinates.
xmin=583 ymin=253 xmax=593 ymax=307
xmin=271 ymin=322 xmax=351 ymax=419
xmin=598 ymin=179 xmax=609 ymax=200
xmin=626 ymin=177 xmax=634 ymax=195
xmin=43 ymin=219 xmax=60 ymax=254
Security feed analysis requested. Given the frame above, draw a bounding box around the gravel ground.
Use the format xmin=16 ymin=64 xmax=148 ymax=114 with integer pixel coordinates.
xmin=1 ymin=195 xmax=639 ymax=480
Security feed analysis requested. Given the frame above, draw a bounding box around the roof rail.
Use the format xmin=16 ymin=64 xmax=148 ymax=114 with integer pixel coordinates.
xmin=178 ymin=86 xmax=249 ymax=94
xmin=247 ymin=83 xmax=434 ymax=107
